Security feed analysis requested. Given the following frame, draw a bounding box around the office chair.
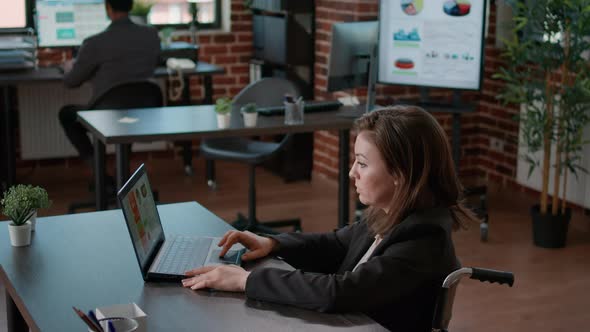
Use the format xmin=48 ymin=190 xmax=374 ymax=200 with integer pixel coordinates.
xmin=431 ymin=267 xmax=514 ymax=332
xmin=68 ymin=80 xmax=164 ymax=213
xmin=200 ymin=78 xmax=302 ymax=233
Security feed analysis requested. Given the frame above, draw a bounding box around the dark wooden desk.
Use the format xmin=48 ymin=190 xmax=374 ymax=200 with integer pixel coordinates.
xmin=0 ymin=202 xmax=385 ymax=332
xmin=0 ymin=63 xmax=225 ymax=193
xmin=77 ymin=105 xmax=363 ymax=229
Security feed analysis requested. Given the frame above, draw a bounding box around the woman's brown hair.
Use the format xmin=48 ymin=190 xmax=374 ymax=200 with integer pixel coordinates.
xmin=354 ymin=105 xmax=477 ymax=235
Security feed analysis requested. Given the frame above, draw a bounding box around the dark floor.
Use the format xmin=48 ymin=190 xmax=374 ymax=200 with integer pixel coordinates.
xmin=1 ymin=156 xmax=589 ymax=331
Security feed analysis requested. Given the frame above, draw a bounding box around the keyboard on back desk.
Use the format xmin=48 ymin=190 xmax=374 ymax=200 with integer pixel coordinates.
xmin=257 ymin=100 xmax=343 ymax=116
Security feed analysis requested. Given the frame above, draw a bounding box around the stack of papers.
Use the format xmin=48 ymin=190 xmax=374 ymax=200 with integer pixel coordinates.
xmin=0 ymin=35 xmax=36 ymax=71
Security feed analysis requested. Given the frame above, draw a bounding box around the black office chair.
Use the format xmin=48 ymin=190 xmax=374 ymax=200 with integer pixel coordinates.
xmin=68 ymin=80 xmax=164 ymax=213
xmin=200 ymin=78 xmax=302 ymax=233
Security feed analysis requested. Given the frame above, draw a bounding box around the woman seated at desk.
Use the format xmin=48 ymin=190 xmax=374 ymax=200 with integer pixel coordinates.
xmin=182 ymin=106 xmax=476 ymax=332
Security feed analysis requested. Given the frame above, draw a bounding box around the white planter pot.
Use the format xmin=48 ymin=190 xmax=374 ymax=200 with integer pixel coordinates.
xmin=8 ymin=221 xmax=32 ymax=247
xmin=242 ymin=112 xmax=258 ymax=127
xmin=216 ymin=113 xmax=231 ymax=129
xmin=30 ymin=210 xmax=37 ymax=231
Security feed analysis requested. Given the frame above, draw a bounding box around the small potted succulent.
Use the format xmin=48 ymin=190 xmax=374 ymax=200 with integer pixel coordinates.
xmin=240 ymin=102 xmax=258 ymax=127
xmin=215 ymin=97 xmax=233 ymax=129
xmin=1 ymin=185 xmax=51 ymax=247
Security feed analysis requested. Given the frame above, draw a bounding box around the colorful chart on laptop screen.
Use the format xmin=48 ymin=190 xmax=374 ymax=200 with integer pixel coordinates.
xmin=443 ymin=0 xmax=471 ymax=17
xmin=401 ymin=0 xmax=423 ymax=15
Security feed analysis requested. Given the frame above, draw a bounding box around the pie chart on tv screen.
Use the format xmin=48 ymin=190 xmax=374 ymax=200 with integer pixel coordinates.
xmin=395 ymin=58 xmax=415 ymax=70
xmin=443 ymin=0 xmax=471 ymax=16
xmin=401 ymin=0 xmax=423 ymax=16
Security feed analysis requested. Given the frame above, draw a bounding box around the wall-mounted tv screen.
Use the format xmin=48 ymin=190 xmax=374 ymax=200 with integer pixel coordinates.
xmin=378 ymin=0 xmax=487 ymax=90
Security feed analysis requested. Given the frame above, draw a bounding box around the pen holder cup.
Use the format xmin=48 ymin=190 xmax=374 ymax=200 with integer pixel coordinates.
xmin=95 ymin=303 xmax=147 ymax=332
xmin=284 ymin=101 xmax=304 ymax=125
xmin=90 ymin=317 xmax=138 ymax=332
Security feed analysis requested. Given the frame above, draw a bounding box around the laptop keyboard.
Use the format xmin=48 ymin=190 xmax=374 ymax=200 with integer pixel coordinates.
xmin=153 ymin=236 xmax=213 ymax=275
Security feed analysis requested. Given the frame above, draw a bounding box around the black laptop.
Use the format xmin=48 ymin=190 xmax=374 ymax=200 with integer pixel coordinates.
xmin=118 ymin=164 xmax=245 ymax=281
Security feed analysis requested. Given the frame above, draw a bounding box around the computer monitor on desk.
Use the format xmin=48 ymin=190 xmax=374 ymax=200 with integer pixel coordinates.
xmin=327 ymin=21 xmax=378 ymax=93
xmin=35 ymin=0 xmax=110 ymax=47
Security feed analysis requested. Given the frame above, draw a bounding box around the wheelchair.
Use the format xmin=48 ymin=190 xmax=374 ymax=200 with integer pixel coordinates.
xmin=431 ymin=267 xmax=515 ymax=332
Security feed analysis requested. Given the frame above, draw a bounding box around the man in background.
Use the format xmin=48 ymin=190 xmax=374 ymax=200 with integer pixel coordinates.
xmin=59 ymin=0 xmax=160 ymax=186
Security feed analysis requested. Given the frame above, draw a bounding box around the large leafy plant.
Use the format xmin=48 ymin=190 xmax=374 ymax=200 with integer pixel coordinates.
xmin=495 ymin=0 xmax=590 ymax=216
xmin=1 ymin=185 xmax=51 ymax=226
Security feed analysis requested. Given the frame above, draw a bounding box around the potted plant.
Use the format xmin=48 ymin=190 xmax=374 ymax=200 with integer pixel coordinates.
xmin=28 ymin=185 xmax=51 ymax=232
xmin=495 ymin=0 xmax=590 ymax=248
xmin=240 ymin=102 xmax=258 ymax=127
xmin=129 ymin=0 xmax=153 ymax=25
xmin=215 ymin=97 xmax=233 ymax=129
xmin=1 ymin=185 xmax=51 ymax=246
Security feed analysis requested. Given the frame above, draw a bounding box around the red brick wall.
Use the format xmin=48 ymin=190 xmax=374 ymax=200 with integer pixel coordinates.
xmin=189 ymin=0 xmax=252 ymax=100
xmin=313 ymin=1 xmax=519 ymax=187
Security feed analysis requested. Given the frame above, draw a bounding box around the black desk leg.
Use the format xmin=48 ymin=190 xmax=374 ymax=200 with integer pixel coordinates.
xmin=338 ymin=129 xmax=350 ymax=229
xmin=6 ymin=289 xmax=27 ymax=332
xmin=1 ymin=85 xmax=16 ymax=193
xmin=203 ymin=75 xmax=213 ymax=104
xmin=452 ymin=113 xmax=461 ymax=169
xmin=116 ymin=144 xmax=131 ymax=192
xmin=93 ymin=136 xmax=106 ymax=211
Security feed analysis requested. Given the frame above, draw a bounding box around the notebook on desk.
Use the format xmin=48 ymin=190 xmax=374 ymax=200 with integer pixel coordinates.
xmin=118 ymin=164 xmax=245 ymax=282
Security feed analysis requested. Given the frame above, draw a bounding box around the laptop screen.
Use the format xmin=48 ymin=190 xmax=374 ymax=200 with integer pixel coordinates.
xmin=119 ymin=165 xmax=164 ymax=273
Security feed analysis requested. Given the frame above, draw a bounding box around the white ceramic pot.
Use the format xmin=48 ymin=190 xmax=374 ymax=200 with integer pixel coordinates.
xmin=242 ymin=112 xmax=258 ymax=127
xmin=30 ymin=210 xmax=37 ymax=231
xmin=8 ymin=221 xmax=32 ymax=247
xmin=216 ymin=113 xmax=231 ymax=129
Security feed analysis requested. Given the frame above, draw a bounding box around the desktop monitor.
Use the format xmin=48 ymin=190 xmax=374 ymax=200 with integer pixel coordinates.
xmin=0 ymin=0 xmax=31 ymax=30
xmin=377 ymin=0 xmax=487 ymax=91
xmin=327 ymin=21 xmax=378 ymax=92
xmin=36 ymin=0 xmax=110 ymax=47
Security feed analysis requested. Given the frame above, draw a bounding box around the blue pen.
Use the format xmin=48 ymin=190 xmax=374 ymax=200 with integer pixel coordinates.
xmin=87 ymin=310 xmax=103 ymax=332
xmin=108 ymin=320 xmax=116 ymax=332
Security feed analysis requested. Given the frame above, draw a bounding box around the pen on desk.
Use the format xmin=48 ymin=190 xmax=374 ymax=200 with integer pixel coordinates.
xmin=88 ymin=310 xmax=104 ymax=332
xmin=108 ymin=320 xmax=116 ymax=332
xmin=72 ymin=307 xmax=101 ymax=332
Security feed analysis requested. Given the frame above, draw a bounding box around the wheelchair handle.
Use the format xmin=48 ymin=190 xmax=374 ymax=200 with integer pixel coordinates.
xmin=442 ymin=267 xmax=514 ymax=288
xmin=470 ymin=267 xmax=514 ymax=287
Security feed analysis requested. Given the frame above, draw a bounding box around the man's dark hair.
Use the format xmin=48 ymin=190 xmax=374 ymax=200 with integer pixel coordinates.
xmin=106 ymin=0 xmax=133 ymax=12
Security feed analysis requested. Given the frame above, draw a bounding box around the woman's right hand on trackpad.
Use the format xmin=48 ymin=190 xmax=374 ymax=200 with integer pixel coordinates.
xmin=217 ymin=230 xmax=278 ymax=261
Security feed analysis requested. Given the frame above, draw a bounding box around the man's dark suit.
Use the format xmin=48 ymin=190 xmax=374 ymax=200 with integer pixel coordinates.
xmin=59 ymin=17 xmax=160 ymax=161
xmin=245 ymin=207 xmax=461 ymax=332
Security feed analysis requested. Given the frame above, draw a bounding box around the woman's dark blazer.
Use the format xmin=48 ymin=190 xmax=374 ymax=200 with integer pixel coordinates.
xmin=245 ymin=207 xmax=461 ymax=332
